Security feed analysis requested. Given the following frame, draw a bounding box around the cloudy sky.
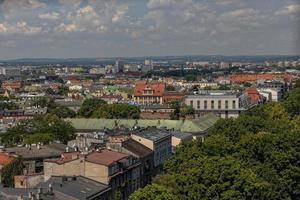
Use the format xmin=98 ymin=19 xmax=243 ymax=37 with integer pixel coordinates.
xmin=0 ymin=0 xmax=299 ymax=59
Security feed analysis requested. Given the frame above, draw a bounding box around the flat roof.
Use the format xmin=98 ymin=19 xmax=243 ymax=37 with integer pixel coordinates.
xmin=131 ymin=127 xmax=172 ymax=142
xmin=5 ymin=143 xmax=67 ymax=159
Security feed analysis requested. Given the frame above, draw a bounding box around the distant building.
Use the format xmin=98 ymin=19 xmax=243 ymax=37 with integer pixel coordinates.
xmin=257 ymin=80 xmax=288 ymax=100
xmin=220 ymin=62 xmax=231 ymax=69
xmin=116 ymin=60 xmax=124 ymax=73
xmin=0 ymin=67 xmax=21 ymax=77
xmin=185 ymin=90 xmax=252 ymax=118
xmin=133 ymin=81 xmax=166 ymax=105
xmin=244 ymin=87 xmax=265 ymax=104
xmin=89 ymin=67 xmax=106 ymax=75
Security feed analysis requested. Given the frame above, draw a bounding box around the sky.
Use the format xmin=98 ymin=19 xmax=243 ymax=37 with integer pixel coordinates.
xmin=0 ymin=0 xmax=299 ymax=59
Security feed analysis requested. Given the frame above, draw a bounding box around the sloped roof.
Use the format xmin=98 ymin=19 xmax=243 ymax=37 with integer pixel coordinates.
xmin=65 ymin=113 xmax=219 ymax=134
xmin=0 ymin=153 xmax=15 ymax=167
xmin=134 ymin=81 xmax=165 ymax=97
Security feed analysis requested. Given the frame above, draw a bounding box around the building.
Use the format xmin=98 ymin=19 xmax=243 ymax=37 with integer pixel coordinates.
xmin=5 ymin=143 xmax=67 ymax=174
xmin=257 ymin=80 xmax=288 ymax=100
xmin=133 ymin=81 xmax=166 ymax=105
xmin=0 ymin=67 xmax=21 ymax=77
xmin=44 ymin=149 xmax=141 ymax=199
xmin=106 ymin=138 xmax=154 ymax=187
xmin=185 ymin=90 xmax=252 ymax=118
xmin=0 ymin=152 xmax=17 ymax=183
xmin=244 ymin=87 xmax=264 ymax=104
xmin=131 ymin=127 xmax=172 ymax=169
xmin=116 ymin=60 xmax=124 ymax=73
xmin=1 ymin=176 xmax=111 ymax=200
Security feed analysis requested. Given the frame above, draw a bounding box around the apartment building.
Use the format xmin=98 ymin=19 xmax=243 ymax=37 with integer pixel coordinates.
xmin=133 ymin=81 xmax=166 ymax=105
xmin=185 ymin=90 xmax=252 ymax=118
xmin=44 ymin=149 xmax=141 ymax=199
xmin=131 ymin=127 xmax=172 ymax=169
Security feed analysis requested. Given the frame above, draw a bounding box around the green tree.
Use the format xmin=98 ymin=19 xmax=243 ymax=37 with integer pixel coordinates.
xmin=0 ymin=114 xmax=75 ymax=146
xmin=129 ymin=184 xmax=179 ymax=200
xmin=1 ymin=157 xmax=24 ymax=187
xmin=49 ymin=106 xmax=76 ymax=118
xmin=283 ymin=88 xmax=300 ymax=117
xmin=92 ymin=103 xmax=140 ymax=119
xmin=78 ymin=98 xmax=107 ymax=118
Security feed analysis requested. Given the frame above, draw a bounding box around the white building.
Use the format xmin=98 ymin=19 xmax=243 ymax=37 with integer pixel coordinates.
xmin=185 ymin=90 xmax=252 ymax=118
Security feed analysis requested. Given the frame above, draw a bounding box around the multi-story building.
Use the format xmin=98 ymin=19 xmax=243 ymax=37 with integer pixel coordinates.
xmin=131 ymin=127 xmax=172 ymax=170
xmin=185 ymin=90 xmax=252 ymax=118
xmin=257 ymin=80 xmax=288 ymax=101
xmin=133 ymin=81 xmax=166 ymax=105
xmin=44 ymin=149 xmax=141 ymax=199
xmin=0 ymin=67 xmax=21 ymax=77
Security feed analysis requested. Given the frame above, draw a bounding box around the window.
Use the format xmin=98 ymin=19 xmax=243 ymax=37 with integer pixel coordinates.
xmin=232 ymin=100 xmax=236 ymax=109
xmin=197 ymin=100 xmax=200 ymax=109
xmin=225 ymin=100 xmax=228 ymax=109
xmin=211 ymin=100 xmax=214 ymax=109
xmin=218 ymin=100 xmax=221 ymax=109
xmin=204 ymin=100 xmax=207 ymax=109
xmin=190 ymin=100 xmax=193 ymax=107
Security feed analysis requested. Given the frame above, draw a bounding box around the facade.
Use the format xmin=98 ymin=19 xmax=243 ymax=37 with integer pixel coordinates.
xmin=131 ymin=127 xmax=172 ymax=168
xmin=185 ymin=90 xmax=252 ymax=118
xmin=133 ymin=81 xmax=166 ymax=105
xmin=44 ymin=149 xmax=141 ymax=199
xmin=5 ymin=143 xmax=67 ymax=174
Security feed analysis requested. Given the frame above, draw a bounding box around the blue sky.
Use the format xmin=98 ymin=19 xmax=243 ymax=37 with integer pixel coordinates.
xmin=0 ymin=0 xmax=299 ymax=59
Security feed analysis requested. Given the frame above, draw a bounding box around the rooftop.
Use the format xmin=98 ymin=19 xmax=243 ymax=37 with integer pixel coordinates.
xmin=65 ymin=113 xmax=219 ymax=134
xmin=0 ymin=176 xmax=110 ymax=200
xmin=131 ymin=127 xmax=172 ymax=142
xmin=85 ymin=149 xmax=129 ymax=166
xmin=186 ymin=90 xmax=241 ymax=97
xmin=122 ymin=139 xmax=152 ymax=158
xmin=5 ymin=143 xmax=67 ymax=159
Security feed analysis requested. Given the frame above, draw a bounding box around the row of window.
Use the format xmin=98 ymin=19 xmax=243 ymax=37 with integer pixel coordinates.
xmin=189 ymin=99 xmax=237 ymax=110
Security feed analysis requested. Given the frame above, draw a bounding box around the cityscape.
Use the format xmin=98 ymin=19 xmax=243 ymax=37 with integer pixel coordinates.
xmin=0 ymin=1 xmax=300 ymax=200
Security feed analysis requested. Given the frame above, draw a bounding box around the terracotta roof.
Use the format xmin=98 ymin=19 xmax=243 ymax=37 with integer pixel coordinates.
xmin=244 ymin=87 xmax=259 ymax=94
xmin=0 ymin=153 xmax=15 ymax=167
xmin=244 ymin=87 xmax=262 ymax=104
xmin=134 ymin=81 xmax=166 ymax=97
xmin=85 ymin=149 xmax=129 ymax=166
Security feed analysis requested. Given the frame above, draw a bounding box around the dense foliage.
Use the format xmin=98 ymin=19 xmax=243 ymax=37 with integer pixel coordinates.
xmin=78 ymin=98 xmax=107 ymax=118
xmin=130 ymin=88 xmax=300 ymax=200
xmin=78 ymin=98 xmax=140 ymax=119
xmin=0 ymin=96 xmax=19 ymax=110
xmin=169 ymin=100 xmax=195 ymax=120
xmin=92 ymin=103 xmax=140 ymax=119
xmin=0 ymin=114 xmax=75 ymax=146
xmin=1 ymin=157 xmax=24 ymax=187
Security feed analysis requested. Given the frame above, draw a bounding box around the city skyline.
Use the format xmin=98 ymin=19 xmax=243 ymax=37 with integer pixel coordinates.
xmin=0 ymin=0 xmax=299 ymax=59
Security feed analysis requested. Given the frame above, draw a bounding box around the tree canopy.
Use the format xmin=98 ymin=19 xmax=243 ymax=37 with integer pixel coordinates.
xmin=130 ymin=87 xmax=300 ymax=200
xmin=0 ymin=114 xmax=75 ymax=146
xmin=78 ymin=98 xmax=107 ymax=118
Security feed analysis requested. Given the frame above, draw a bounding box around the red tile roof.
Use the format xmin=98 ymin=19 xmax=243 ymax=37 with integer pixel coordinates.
xmin=134 ymin=81 xmax=166 ymax=97
xmin=244 ymin=87 xmax=262 ymax=104
xmin=85 ymin=149 xmax=128 ymax=166
xmin=0 ymin=153 xmax=15 ymax=167
xmin=45 ymin=152 xmax=81 ymax=165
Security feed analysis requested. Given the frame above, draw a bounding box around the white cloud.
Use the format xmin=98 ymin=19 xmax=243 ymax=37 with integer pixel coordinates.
xmin=0 ymin=21 xmax=42 ymax=36
xmin=38 ymin=12 xmax=60 ymax=20
xmin=276 ymin=4 xmax=300 ymax=15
